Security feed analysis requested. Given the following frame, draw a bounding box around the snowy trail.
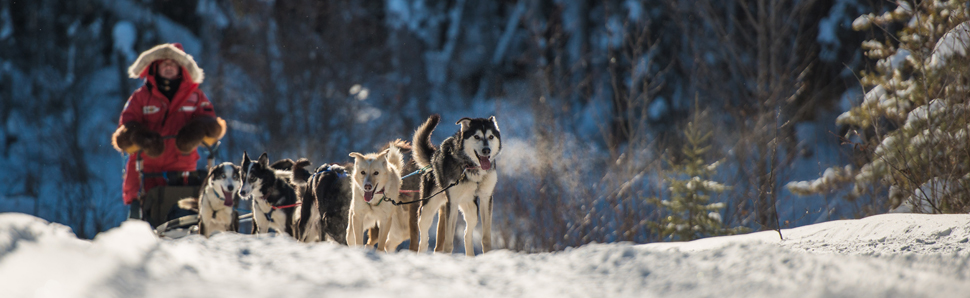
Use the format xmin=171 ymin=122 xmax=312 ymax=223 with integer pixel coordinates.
xmin=1 ymin=213 xmax=968 ymax=297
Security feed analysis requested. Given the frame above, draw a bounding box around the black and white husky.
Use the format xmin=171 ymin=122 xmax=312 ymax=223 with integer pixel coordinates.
xmin=412 ymin=114 xmax=501 ymax=256
xmin=177 ymin=162 xmax=242 ymax=238
xmin=239 ymin=152 xmax=299 ymax=237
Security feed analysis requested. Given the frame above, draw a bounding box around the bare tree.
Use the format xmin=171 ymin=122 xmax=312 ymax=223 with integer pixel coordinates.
xmin=672 ymin=0 xmax=831 ymax=231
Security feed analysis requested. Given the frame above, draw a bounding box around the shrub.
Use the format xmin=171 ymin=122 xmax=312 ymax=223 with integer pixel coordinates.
xmin=650 ymin=111 xmax=747 ymax=241
xmin=787 ymin=1 xmax=970 ymax=213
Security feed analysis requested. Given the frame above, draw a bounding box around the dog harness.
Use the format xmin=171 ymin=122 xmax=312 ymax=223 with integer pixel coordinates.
xmin=254 ymin=197 xmax=301 ymax=224
xmin=311 ymin=164 xmax=348 ymax=179
xmin=365 ymin=166 xmax=429 ymax=205
xmin=380 ymin=166 xmax=480 ymax=206
xmin=253 ymin=165 xmax=334 ymax=223
xmin=253 ymin=200 xmax=275 ymax=223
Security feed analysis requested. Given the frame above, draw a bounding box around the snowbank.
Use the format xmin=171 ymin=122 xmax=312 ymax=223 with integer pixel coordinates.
xmin=0 ymin=213 xmax=968 ymax=297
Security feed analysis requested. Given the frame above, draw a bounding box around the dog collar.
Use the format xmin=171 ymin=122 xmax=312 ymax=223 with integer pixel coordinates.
xmin=204 ymin=188 xmax=226 ymax=218
xmin=311 ymin=164 xmax=348 ymax=179
xmin=213 ymin=189 xmax=225 ymax=202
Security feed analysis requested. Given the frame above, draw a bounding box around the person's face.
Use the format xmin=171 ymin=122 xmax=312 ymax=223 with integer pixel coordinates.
xmin=157 ymin=59 xmax=180 ymax=80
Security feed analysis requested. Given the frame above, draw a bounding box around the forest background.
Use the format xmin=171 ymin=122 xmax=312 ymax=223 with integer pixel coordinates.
xmin=4 ymin=0 xmax=964 ymax=252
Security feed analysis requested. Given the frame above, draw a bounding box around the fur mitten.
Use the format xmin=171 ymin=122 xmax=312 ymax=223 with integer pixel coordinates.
xmin=202 ymin=117 xmax=227 ymax=146
xmin=112 ymin=125 xmax=138 ymax=154
xmin=115 ymin=122 xmax=164 ymax=157
xmin=176 ymin=116 xmax=226 ymax=154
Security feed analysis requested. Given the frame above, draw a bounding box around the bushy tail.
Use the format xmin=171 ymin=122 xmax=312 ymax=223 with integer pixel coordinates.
xmin=290 ymin=158 xmax=313 ymax=187
xmin=292 ymin=158 xmax=315 ymax=241
xmin=382 ymin=138 xmax=412 ymax=152
xmin=178 ymin=197 xmax=199 ymax=212
xmin=412 ymin=114 xmax=439 ymax=168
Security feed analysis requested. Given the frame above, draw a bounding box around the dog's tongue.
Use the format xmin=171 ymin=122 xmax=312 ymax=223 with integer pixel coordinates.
xmin=223 ymin=190 xmax=234 ymax=207
xmin=364 ymin=190 xmax=375 ymax=202
xmin=478 ymin=155 xmax=492 ymax=170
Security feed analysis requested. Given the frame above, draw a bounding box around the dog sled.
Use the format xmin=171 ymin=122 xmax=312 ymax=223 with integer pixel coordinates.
xmin=129 ymin=142 xmax=251 ymax=238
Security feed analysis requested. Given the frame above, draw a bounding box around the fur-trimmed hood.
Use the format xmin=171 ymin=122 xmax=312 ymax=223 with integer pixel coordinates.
xmin=128 ymin=43 xmax=204 ymax=84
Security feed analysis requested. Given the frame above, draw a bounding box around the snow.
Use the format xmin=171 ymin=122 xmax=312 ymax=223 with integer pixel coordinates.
xmin=785 ymin=165 xmax=853 ymax=196
xmin=2 ymin=212 xmax=968 ymax=297
xmin=837 ymin=85 xmax=891 ymax=126
xmin=886 ymin=48 xmax=911 ymax=71
xmin=890 ymin=177 xmax=952 ymax=214
xmin=852 ymin=13 xmax=873 ymax=30
xmin=904 ymin=98 xmax=949 ymax=130
xmin=929 ymin=21 xmax=970 ymax=70
xmin=895 ymin=2 xmax=913 ymax=15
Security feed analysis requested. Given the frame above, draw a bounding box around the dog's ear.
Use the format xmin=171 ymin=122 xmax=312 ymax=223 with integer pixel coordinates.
xmin=489 ymin=116 xmax=500 ymax=132
xmin=258 ymin=152 xmax=269 ymax=167
xmin=383 ymin=146 xmax=404 ymax=170
xmin=349 ymin=152 xmax=365 ymax=161
xmin=456 ymin=118 xmax=474 ymax=150
xmin=456 ymin=117 xmax=473 ymax=131
xmin=242 ymin=151 xmax=250 ymax=164
xmin=204 ymin=165 xmax=219 ymax=186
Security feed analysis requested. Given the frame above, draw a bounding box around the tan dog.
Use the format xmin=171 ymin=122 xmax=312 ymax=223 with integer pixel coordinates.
xmin=346 ymin=142 xmax=411 ymax=252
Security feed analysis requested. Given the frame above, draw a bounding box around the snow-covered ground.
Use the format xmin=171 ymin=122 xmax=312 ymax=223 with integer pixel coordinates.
xmin=1 ymin=213 xmax=968 ymax=298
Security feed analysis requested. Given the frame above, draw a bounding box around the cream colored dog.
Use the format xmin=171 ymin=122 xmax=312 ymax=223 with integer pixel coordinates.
xmin=346 ymin=142 xmax=411 ymax=252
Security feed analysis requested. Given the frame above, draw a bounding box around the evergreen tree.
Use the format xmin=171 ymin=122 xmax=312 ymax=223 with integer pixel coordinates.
xmin=787 ymin=1 xmax=970 ymax=213
xmin=650 ymin=113 xmax=745 ymax=241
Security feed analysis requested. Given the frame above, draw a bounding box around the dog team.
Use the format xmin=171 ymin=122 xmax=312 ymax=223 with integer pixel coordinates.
xmin=177 ymin=114 xmax=502 ymax=256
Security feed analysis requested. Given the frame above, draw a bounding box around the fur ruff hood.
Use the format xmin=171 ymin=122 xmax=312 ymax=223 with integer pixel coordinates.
xmin=128 ymin=43 xmax=204 ymax=84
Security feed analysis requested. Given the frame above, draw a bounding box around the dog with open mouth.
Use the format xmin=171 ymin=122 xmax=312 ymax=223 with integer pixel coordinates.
xmin=412 ymin=114 xmax=501 ymax=256
xmin=177 ymin=162 xmax=242 ymax=238
xmin=346 ymin=141 xmax=412 ymax=252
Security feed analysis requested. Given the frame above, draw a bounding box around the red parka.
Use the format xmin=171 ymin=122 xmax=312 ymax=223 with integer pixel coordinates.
xmin=119 ymin=44 xmax=216 ymax=204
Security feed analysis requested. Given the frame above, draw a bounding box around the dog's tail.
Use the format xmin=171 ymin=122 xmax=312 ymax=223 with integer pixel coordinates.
xmin=270 ymin=158 xmax=296 ymax=171
xmin=382 ymin=138 xmax=412 ymax=153
xmin=413 ymin=114 xmax=439 ymax=168
xmin=386 ymin=141 xmax=406 ymax=172
xmin=290 ymin=158 xmax=313 ymax=188
xmin=177 ymin=197 xmax=199 ymax=212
